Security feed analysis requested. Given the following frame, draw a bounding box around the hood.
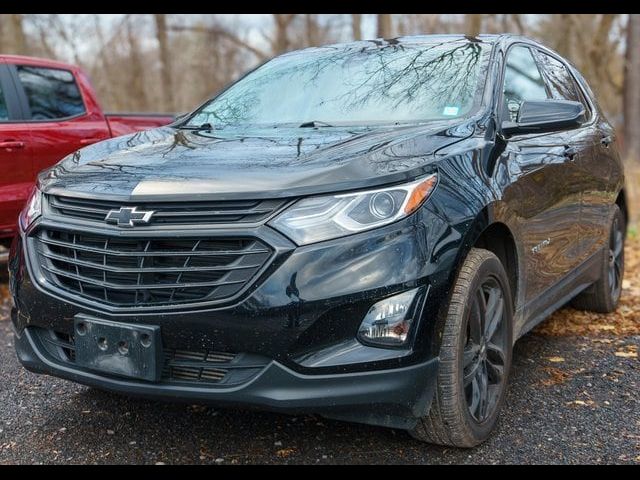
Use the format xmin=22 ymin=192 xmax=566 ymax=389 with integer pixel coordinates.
xmin=40 ymin=121 xmax=475 ymax=201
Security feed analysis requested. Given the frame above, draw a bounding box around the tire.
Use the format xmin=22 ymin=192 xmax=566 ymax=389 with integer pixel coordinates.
xmin=571 ymin=205 xmax=625 ymax=313
xmin=410 ymin=248 xmax=514 ymax=447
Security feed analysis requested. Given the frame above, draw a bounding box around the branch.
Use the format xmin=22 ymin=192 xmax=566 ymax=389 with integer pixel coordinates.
xmin=169 ymin=24 xmax=269 ymax=60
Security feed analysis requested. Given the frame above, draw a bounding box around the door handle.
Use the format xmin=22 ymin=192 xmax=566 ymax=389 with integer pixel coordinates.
xmin=79 ymin=138 xmax=102 ymax=145
xmin=601 ymin=135 xmax=613 ymax=148
xmin=563 ymin=145 xmax=578 ymax=161
xmin=0 ymin=140 xmax=26 ymax=150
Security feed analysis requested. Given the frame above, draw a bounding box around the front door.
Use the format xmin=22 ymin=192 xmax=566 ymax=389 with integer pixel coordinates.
xmin=498 ymin=45 xmax=585 ymax=325
xmin=0 ymin=63 xmax=34 ymax=237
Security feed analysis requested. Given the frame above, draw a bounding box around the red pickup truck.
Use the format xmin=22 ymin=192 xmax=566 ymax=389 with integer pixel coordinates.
xmin=0 ymin=55 xmax=174 ymax=246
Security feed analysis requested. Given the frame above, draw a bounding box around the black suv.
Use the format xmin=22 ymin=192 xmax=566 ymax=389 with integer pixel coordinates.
xmin=9 ymin=34 xmax=626 ymax=447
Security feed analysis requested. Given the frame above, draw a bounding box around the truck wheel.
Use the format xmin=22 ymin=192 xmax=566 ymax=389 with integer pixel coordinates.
xmin=410 ymin=248 xmax=513 ymax=447
xmin=571 ymin=205 xmax=625 ymax=313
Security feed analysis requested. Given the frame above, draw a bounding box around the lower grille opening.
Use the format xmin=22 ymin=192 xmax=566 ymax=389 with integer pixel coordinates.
xmin=34 ymin=328 xmax=269 ymax=386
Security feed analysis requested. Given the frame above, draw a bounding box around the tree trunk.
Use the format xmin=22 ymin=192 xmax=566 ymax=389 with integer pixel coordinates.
xmin=352 ymin=14 xmax=362 ymax=40
xmin=154 ymin=14 xmax=175 ymax=112
xmin=0 ymin=16 xmax=5 ymax=52
xmin=92 ymin=15 xmax=117 ymax=111
xmin=9 ymin=14 xmax=28 ymax=54
xmin=510 ymin=14 xmax=525 ymax=35
xmin=589 ymin=14 xmax=616 ymax=69
xmin=126 ymin=16 xmax=148 ymax=111
xmin=555 ymin=14 xmax=573 ymax=58
xmin=624 ymin=14 xmax=640 ymax=162
xmin=305 ymin=14 xmax=319 ymax=46
xmin=377 ymin=14 xmax=392 ymax=38
xmin=397 ymin=16 xmax=408 ymax=36
xmin=273 ymin=14 xmax=296 ymax=54
xmin=465 ymin=14 xmax=483 ymax=37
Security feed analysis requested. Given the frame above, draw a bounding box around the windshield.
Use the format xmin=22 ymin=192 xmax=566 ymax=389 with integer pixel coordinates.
xmin=186 ymin=39 xmax=491 ymax=128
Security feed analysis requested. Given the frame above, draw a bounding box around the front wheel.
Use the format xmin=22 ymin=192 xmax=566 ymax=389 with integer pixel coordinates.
xmin=410 ymin=248 xmax=514 ymax=447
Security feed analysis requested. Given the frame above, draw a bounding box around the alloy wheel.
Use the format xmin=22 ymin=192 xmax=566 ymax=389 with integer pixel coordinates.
xmin=462 ymin=277 xmax=508 ymax=423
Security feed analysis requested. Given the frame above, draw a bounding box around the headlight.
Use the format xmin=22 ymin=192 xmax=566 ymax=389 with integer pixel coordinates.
xmin=270 ymin=174 xmax=437 ymax=245
xmin=20 ymin=187 xmax=42 ymax=230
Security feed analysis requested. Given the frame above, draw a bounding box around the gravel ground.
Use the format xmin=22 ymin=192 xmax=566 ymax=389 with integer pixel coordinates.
xmin=0 ymin=267 xmax=639 ymax=464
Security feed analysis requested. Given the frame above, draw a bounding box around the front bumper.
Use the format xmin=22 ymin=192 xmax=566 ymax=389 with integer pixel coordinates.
xmin=10 ymin=206 xmax=458 ymax=428
xmin=15 ymin=324 xmax=439 ymax=429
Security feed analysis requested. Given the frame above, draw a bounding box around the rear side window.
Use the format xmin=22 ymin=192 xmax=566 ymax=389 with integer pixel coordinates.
xmin=0 ymin=83 xmax=8 ymax=121
xmin=16 ymin=66 xmax=85 ymax=120
xmin=534 ymin=51 xmax=591 ymax=117
xmin=502 ymin=46 xmax=548 ymax=121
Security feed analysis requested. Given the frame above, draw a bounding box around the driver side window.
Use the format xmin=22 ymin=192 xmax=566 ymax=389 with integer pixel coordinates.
xmin=503 ymin=46 xmax=548 ymax=121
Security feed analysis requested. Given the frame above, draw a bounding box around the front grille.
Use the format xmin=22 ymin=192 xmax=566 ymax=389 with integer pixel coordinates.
xmin=47 ymin=195 xmax=285 ymax=226
xmin=35 ymin=328 xmax=269 ymax=386
xmin=34 ymin=229 xmax=273 ymax=307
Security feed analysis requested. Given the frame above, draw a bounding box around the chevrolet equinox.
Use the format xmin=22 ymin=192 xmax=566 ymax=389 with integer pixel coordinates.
xmin=9 ymin=34 xmax=627 ymax=447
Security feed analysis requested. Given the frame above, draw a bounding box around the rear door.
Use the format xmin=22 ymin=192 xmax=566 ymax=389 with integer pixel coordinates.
xmin=498 ymin=44 xmax=584 ymax=320
xmin=0 ymin=62 xmax=34 ymax=237
xmin=7 ymin=63 xmax=111 ymax=176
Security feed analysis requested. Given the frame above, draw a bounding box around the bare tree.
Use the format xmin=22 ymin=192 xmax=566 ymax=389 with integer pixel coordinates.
xmin=154 ymin=14 xmax=175 ymax=112
xmin=125 ymin=15 xmax=148 ymax=111
xmin=624 ymin=14 xmax=640 ymax=162
xmin=272 ymin=14 xmax=297 ymax=54
xmin=305 ymin=14 xmax=319 ymax=46
xmin=465 ymin=14 xmax=483 ymax=36
xmin=169 ymin=24 xmax=268 ymax=61
xmin=8 ymin=14 xmax=28 ymax=54
xmin=589 ymin=14 xmax=617 ymax=68
xmin=510 ymin=14 xmax=526 ymax=35
xmin=352 ymin=14 xmax=362 ymax=40
xmin=377 ymin=14 xmax=392 ymax=38
xmin=0 ymin=17 xmax=5 ymax=52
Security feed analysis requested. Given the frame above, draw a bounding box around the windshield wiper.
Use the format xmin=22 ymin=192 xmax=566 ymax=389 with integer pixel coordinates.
xmin=299 ymin=120 xmax=335 ymax=128
xmin=179 ymin=122 xmax=214 ymax=131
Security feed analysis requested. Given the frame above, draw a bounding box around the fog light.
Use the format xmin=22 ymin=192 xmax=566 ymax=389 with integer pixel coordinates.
xmin=358 ymin=288 xmax=420 ymax=347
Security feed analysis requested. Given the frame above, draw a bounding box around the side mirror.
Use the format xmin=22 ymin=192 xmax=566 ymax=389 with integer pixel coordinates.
xmin=501 ymin=100 xmax=585 ymax=137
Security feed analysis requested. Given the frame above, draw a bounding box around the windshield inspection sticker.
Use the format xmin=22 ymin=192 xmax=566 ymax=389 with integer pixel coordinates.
xmin=442 ymin=106 xmax=460 ymax=116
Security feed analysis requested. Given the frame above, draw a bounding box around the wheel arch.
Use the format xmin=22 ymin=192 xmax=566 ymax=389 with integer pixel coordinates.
xmin=449 ymin=204 xmax=522 ymax=311
xmin=472 ymin=222 xmax=519 ymax=307
xmin=615 ymin=188 xmax=628 ymax=227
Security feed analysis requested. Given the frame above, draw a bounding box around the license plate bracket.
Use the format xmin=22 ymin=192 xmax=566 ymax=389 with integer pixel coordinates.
xmin=73 ymin=315 xmax=162 ymax=382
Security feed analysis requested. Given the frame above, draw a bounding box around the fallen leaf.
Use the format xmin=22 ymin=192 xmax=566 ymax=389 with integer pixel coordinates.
xmin=566 ymin=400 xmax=595 ymax=406
xmin=276 ymin=448 xmax=296 ymax=458
xmin=595 ymin=325 xmax=616 ymax=331
xmin=614 ymin=351 xmax=638 ymax=358
xmin=547 ymin=356 xmax=565 ymax=363
xmin=540 ymin=367 xmax=569 ymax=386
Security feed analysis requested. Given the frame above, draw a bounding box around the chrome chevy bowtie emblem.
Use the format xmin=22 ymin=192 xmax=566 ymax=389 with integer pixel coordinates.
xmin=105 ymin=207 xmax=155 ymax=228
